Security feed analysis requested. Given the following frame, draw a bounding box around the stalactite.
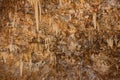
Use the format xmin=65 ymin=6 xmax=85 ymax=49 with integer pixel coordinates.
xmin=35 ymin=1 xmax=39 ymax=32
xmin=93 ymin=13 xmax=96 ymax=29
xmin=59 ymin=0 xmax=62 ymax=6
xmin=29 ymin=53 xmax=32 ymax=71
xmin=27 ymin=0 xmax=41 ymax=32
xmin=20 ymin=58 xmax=23 ymax=76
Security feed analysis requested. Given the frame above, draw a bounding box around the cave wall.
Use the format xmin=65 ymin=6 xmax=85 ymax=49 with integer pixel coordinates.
xmin=0 ymin=0 xmax=120 ymax=80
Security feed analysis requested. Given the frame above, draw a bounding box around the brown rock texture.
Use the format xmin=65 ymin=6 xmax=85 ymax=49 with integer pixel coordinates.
xmin=0 ymin=0 xmax=120 ymax=80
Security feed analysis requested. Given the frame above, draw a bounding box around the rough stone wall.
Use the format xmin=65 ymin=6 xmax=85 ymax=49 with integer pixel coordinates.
xmin=0 ymin=0 xmax=120 ymax=80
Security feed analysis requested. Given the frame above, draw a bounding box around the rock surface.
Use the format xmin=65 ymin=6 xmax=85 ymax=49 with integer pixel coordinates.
xmin=0 ymin=0 xmax=120 ymax=80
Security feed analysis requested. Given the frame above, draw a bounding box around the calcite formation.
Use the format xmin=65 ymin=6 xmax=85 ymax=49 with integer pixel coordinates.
xmin=0 ymin=0 xmax=119 ymax=80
